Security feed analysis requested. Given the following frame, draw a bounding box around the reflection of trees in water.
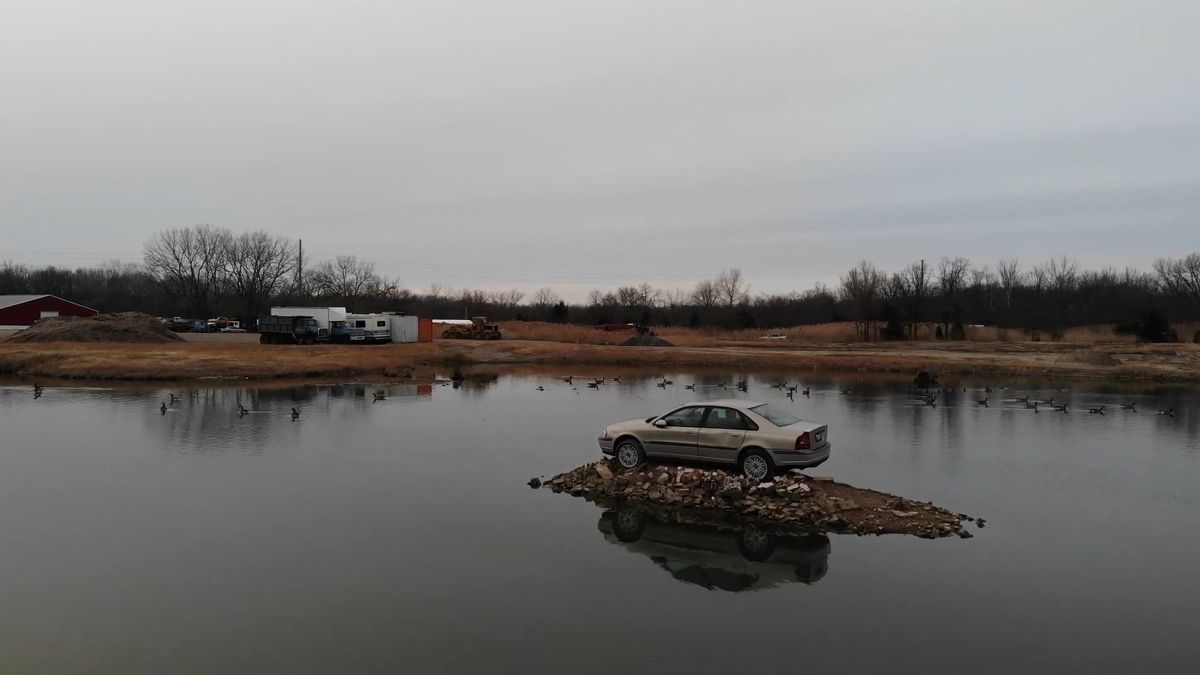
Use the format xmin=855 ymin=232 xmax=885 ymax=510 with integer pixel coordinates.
xmin=156 ymin=387 xmax=284 ymax=451
xmin=444 ymin=372 xmax=500 ymax=396
xmin=150 ymin=384 xmax=432 ymax=452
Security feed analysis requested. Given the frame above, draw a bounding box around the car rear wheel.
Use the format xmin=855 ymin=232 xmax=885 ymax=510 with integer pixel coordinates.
xmin=615 ymin=439 xmax=644 ymax=469
xmin=611 ymin=509 xmax=645 ymax=542
xmin=738 ymin=527 xmax=776 ymax=562
xmin=740 ymin=450 xmax=774 ymax=482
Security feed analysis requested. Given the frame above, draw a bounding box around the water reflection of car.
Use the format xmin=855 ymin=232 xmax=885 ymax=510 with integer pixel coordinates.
xmin=597 ymin=508 xmax=831 ymax=592
xmin=598 ymin=399 xmax=830 ymax=481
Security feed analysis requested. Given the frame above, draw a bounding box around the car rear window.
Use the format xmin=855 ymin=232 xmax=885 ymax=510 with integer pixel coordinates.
xmin=750 ymin=404 xmax=800 ymax=427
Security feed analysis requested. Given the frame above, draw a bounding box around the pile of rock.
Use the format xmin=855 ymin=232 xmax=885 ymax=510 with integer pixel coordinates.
xmin=539 ymin=459 xmax=977 ymax=539
xmin=620 ymin=334 xmax=673 ymax=347
xmin=8 ymin=312 xmax=185 ymax=343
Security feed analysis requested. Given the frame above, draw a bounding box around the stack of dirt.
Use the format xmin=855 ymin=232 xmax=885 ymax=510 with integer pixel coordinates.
xmin=538 ymin=459 xmax=977 ymax=539
xmin=8 ymin=312 xmax=185 ymax=343
xmin=621 ymin=334 xmax=673 ymax=347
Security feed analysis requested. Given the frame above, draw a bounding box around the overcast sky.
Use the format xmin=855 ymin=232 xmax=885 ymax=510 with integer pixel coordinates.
xmin=2 ymin=0 xmax=1198 ymax=301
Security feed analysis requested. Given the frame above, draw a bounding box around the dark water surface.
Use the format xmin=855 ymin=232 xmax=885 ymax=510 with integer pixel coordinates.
xmin=1 ymin=373 xmax=1198 ymax=674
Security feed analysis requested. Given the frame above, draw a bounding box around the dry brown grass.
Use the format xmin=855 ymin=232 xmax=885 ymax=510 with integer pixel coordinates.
xmin=498 ymin=321 xmax=864 ymax=346
xmin=498 ymin=321 xmax=627 ymax=345
xmin=2 ymin=325 xmax=1198 ymax=382
xmin=501 ymin=320 xmax=1200 ymax=346
xmin=0 ymin=341 xmax=451 ymax=381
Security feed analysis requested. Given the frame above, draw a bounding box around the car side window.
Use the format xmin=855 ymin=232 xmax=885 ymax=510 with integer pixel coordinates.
xmin=662 ymin=407 xmax=706 ymax=427
xmin=704 ymin=407 xmax=749 ymax=430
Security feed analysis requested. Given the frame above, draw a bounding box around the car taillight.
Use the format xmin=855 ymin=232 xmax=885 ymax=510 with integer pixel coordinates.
xmin=796 ymin=431 xmax=811 ymax=451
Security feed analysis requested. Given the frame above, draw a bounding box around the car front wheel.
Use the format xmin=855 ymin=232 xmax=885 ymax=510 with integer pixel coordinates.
xmin=615 ymin=439 xmax=645 ymax=469
xmin=740 ymin=450 xmax=774 ymax=482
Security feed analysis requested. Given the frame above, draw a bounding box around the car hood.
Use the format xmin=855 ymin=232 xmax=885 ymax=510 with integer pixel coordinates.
xmin=605 ymin=417 xmax=653 ymax=434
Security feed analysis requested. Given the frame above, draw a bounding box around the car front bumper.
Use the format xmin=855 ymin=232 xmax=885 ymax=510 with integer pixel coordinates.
xmin=598 ymin=437 xmax=615 ymax=455
xmin=771 ymin=444 xmax=831 ymax=469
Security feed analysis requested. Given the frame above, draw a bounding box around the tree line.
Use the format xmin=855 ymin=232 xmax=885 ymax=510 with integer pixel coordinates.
xmin=1 ymin=224 xmax=1198 ymax=341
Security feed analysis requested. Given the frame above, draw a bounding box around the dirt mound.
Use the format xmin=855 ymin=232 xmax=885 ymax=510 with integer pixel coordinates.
xmin=621 ymin=335 xmax=673 ymax=347
xmin=539 ymin=460 xmax=977 ymax=539
xmin=8 ymin=312 xmax=185 ymax=344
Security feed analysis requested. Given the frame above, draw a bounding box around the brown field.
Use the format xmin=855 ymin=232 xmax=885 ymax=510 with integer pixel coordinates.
xmin=500 ymin=320 xmax=1200 ymax=346
xmin=1 ymin=326 xmax=1198 ymax=383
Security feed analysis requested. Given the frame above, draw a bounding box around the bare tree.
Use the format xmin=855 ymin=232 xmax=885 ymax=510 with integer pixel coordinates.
xmin=840 ymin=260 xmax=886 ymax=340
xmin=714 ymin=268 xmax=749 ymax=306
xmin=309 ymin=255 xmax=381 ymax=303
xmin=489 ymin=289 xmax=525 ymax=309
xmin=0 ymin=261 xmax=31 ymax=293
xmin=936 ymin=256 xmax=971 ymax=335
xmin=1035 ymin=256 xmax=1080 ymax=332
xmin=663 ymin=288 xmax=689 ymax=310
xmin=143 ymin=224 xmax=232 ymax=316
xmin=426 ymin=283 xmax=452 ymax=301
xmin=459 ymin=288 xmax=491 ymax=312
xmin=528 ymin=283 xmax=559 ymax=314
xmin=614 ymin=283 xmax=659 ymax=309
xmin=1154 ymin=252 xmax=1200 ymax=307
xmin=894 ymin=259 xmax=932 ymax=338
xmin=224 ymin=230 xmax=297 ymax=317
xmin=1044 ymin=256 xmax=1080 ymax=295
xmin=587 ymin=288 xmax=613 ymax=307
xmin=690 ymin=279 xmax=719 ymax=308
xmin=995 ymin=257 xmax=1022 ymax=324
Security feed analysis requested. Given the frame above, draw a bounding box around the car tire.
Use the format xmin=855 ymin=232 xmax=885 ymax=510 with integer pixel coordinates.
xmin=615 ymin=438 xmax=645 ymax=470
xmin=740 ymin=449 xmax=774 ymax=482
xmin=611 ymin=509 xmax=645 ymax=542
xmin=737 ymin=527 xmax=776 ymax=562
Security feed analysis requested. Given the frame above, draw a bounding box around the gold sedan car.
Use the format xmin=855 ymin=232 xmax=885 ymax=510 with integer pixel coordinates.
xmin=598 ymin=399 xmax=830 ymax=481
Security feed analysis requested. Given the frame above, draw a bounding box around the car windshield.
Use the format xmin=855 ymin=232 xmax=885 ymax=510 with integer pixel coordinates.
xmin=750 ymin=404 xmax=800 ymax=427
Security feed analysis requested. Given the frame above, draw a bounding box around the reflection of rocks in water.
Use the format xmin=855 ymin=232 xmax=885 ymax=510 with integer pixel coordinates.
xmin=596 ymin=503 xmax=830 ymax=591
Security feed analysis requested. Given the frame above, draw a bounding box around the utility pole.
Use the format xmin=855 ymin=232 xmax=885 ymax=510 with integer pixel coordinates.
xmin=296 ymin=238 xmax=304 ymax=297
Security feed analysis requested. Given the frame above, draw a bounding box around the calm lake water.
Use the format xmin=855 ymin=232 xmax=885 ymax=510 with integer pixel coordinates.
xmin=1 ymin=372 xmax=1198 ymax=674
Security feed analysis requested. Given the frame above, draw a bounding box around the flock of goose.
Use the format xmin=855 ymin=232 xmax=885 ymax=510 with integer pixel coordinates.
xmin=22 ymin=378 xmax=1180 ymax=420
xmin=533 ymin=376 xmax=1180 ymax=417
xmin=911 ymin=385 xmax=1176 ymax=416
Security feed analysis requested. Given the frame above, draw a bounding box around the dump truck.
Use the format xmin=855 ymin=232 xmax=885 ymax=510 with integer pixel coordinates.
xmin=266 ymin=306 xmax=367 ymax=343
xmin=440 ymin=316 xmax=502 ymax=340
xmin=258 ymin=315 xmax=324 ymax=344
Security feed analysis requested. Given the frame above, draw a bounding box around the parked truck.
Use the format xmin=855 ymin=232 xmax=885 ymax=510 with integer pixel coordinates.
xmin=440 ymin=316 xmax=502 ymax=340
xmin=258 ymin=315 xmax=324 ymax=344
xmin=267 ymin=306 xmax=367 ymax=343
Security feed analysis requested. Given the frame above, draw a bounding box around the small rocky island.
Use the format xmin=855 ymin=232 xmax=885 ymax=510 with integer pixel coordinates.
xmin=536 ymin=459 xmax=980 ymax=539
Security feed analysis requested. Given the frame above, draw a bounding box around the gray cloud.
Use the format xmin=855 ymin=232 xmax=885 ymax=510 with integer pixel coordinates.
xmin=2 ymin=0 xmax=1197 ymax=300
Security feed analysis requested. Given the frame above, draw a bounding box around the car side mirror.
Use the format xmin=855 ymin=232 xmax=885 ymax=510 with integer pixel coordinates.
xmin=653 ymin=419 xmax=668 ymax=428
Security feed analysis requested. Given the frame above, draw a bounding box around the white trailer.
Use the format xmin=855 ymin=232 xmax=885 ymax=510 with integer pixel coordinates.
xmin=269 ymin=307 xmax=348 ymax=341
xmin=345 ymin=313 xmax=393 ymax=343
xmin=270 ymin=306 xmax=347 ymax=329
xmin=388 ymin=315 xmax=419 ymax=343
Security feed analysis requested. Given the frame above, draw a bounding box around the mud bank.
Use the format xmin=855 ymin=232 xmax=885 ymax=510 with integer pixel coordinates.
xmin=540 ymin=460 xmax=979 ymax=539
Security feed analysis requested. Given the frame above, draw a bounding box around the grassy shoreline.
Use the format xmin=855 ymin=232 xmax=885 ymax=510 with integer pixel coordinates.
xmin=0 ymin=337 xmax=1197 ymax=383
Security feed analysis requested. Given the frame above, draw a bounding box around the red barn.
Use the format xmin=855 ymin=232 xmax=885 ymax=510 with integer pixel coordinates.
xmin=0 ymin=295 xmax=99 ymax=329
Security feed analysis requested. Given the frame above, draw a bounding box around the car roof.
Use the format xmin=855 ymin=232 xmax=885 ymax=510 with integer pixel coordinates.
xmin=683 ymin=399 xmax=763 ymax=409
